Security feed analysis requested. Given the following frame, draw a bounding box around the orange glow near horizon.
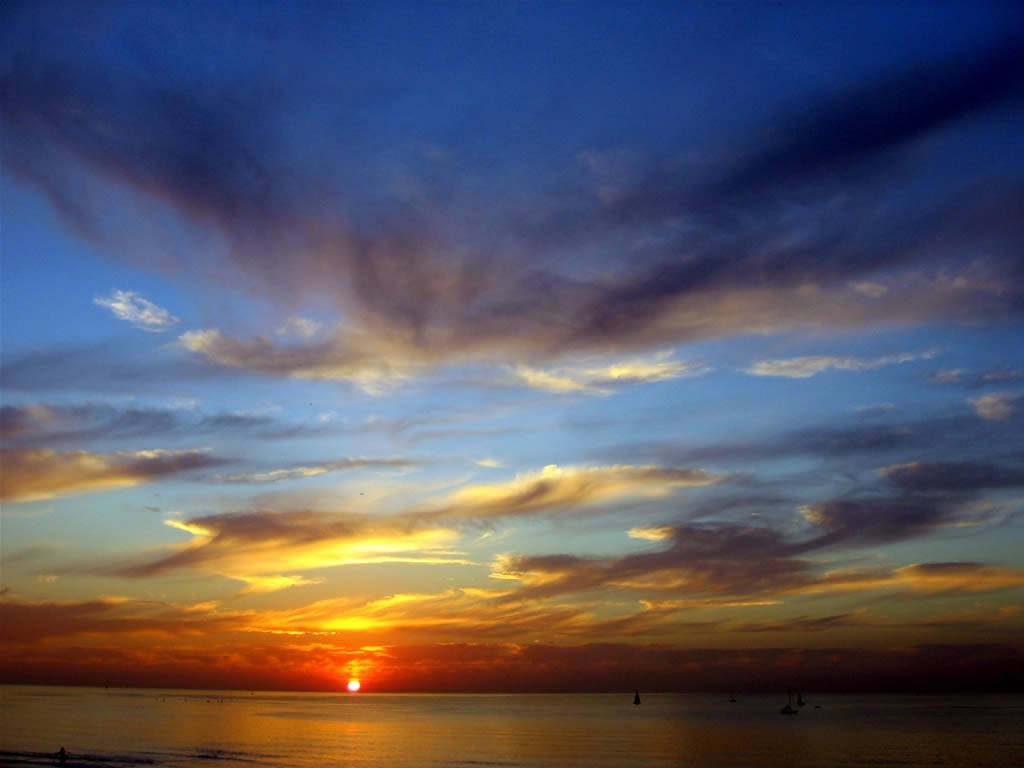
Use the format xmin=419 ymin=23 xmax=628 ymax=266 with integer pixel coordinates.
xmin=347 ymin=679 xmax=361 ymax=692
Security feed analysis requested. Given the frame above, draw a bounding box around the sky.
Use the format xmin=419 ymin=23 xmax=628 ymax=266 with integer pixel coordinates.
xmin=1 ymin=0 xmax=1023 ymax=693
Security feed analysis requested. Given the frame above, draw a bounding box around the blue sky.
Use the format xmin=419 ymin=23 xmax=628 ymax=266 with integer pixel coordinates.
xmin=2 ymin=0 xmax=1023 ymax=691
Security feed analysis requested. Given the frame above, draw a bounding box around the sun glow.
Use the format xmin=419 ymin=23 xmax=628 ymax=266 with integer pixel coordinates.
xmin=347 ymin=679 xmax=361 ymax=692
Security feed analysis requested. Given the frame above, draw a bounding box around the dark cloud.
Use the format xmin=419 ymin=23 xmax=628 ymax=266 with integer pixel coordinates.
xmin=0 ymin=598 xmax=246 ymax=643
xmin=495 ymin=489 xmax=1001 ymax=603
xmin=880 ymin=460 xmax=1024 ymax=493
xmin=2 ymin=637 xmax=1020 ymax=692
xmin=495 ymin=522 xmax=816 ymax=603
xmin=798 ymin=496 xmax=968 ymax=546
xmin=709 ymin=40 xmax=1024 ymax=201
xmin=732 ymin=613 xmax=863 ymax=633
xmin=0 ymin=401 xmax=335 ymax=446
xmin=0 ymin=43 xmax=288 ymax=243
xmin=604 ymin=409 xmax=1024 ymax=469
xmin=3 ymin=14 xmax=1024 ymax=380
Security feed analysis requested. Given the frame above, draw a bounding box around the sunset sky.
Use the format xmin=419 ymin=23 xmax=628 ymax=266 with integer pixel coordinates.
xmin=2 ymin=0 xmax=1023 ymax=692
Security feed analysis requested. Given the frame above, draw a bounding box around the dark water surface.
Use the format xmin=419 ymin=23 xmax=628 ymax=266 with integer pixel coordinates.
xmin=2 ymin=686 xmax=1022 ymax=767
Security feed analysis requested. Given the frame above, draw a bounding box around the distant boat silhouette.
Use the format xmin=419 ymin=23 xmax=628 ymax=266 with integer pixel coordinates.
xmin=728 ymin=694 xmax=737 ymax=703
xmin=797 ymin=691 xmax=806 ymax=707
xmin=634 ymin=690 xmax=641 ymax=705
xmin=780 ymin=690 xmax=798 ymax=715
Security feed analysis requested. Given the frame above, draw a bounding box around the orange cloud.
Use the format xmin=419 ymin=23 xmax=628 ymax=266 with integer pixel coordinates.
xmin=0 ymin=448 xmax=224 ymax=502
xmin=113 ymin=509 xmax=469 ymax=589
xmin=441 ymin=463 xmax=723 ymax=518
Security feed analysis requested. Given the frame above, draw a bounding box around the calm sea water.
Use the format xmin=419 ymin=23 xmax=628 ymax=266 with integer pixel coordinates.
xmin=1 ymin=686 xmax=1022 ymax=768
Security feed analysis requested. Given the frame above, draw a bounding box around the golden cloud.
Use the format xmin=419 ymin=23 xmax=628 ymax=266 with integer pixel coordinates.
xmin=512 ymin=350 xmax=709 ymax=395
xmin=116 ymin=509 xmax=469 ymax=590
xmin=444 ymin=463 xmax=723 ymax=518
xmin=0 ymin=448 xmax=223 ymax=502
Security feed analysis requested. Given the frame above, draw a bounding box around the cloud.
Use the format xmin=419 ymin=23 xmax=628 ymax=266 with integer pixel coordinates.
xmin=607 ymin=406 xmax=1024 ymax=470
xmin=793 ymin=561 xmax=1024 ymax=598
xmin=4 ymin=12 xmax=1023 ymax=391
xmin=112 ymin=509 xmax=469 ymax=585
xmin=930 ymin=369 xmax=964 ymax=384
xmin=745 ymin=350 xmax=935 ymax=379
xmin=96 ymin=461 xmax=725 ymax=584
xmin=707 ymin=38 xmax=1024 ymax=200
xmin=971 ymin=392 xmax=1020 ymax=421
xmin=492 ymin=523 xmax=816 ymax=602
xmin=0 ymin=597 xmax=247 ymax=643
xmin=2 ymin=635 xmax=1021 ymax=692
xmin=215 ymin=457 xmax=417 ymax=484
xmin=512 ymin=351 xmax=709 ymax=395
xmin=797 ymin=496 xmax=978 ymax=545
xmin=491 ymin=483 xmax=1009 ymax=603
xmin=879 ymin=460 xmax=1024 ymax=493
xmin=732 ymin=613 xmax=863 ymax=633
xmin=925 ymin=368 xmax=1021 ymax=388
xmin=178 ymin=329 xmax=421 ymax=394
xmin=893 ymin=562 xmax=1024 ymax=594
xmin=93 ymin=290 xmax=180 ymax=331
xmin=0 ymin=401 xmax=332 ymax=446
xmin=440 ymin=464 xmax=724 ymax=519
xmin=252 ymin=587 xmax=694 ymax=643
xmin=0 ymin=448 xmax=225 ymax=502
xmin=848 ymin=281 xmax=888 ymax=298
xmin=276 ymin=315 xmax=323 ymax=339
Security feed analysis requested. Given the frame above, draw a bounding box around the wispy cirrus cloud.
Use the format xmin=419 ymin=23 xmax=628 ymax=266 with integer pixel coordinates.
xmin=93 ymin=290 xmax=180 ymax=332
xmin=511 ymin=351 xmax=709 ymax=395
xmin=793 ymin=562 xmax=1024 ymax=597
xmin=215 ymin=457 xmax=417 ymax=484
xmin=745 ymin=349 xmax=935 ymax=379
xmin=0 ymin=401 xmax=334 ymax=446
xmin=438 ymin=464 xmax=724 ymax=520
xmin=0 ymin=448 xmax=225 ymax=503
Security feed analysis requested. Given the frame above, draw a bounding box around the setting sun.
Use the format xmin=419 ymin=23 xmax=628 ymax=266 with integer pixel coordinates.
xmin=347 ymin=680 xmax=361 ymax=693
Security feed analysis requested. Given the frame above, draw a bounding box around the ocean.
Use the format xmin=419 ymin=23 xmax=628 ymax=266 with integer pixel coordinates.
xmin=1 ymin=686 xmax=1022 ymax=768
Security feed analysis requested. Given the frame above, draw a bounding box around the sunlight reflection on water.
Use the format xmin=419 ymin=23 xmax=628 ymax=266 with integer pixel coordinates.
xmin=2 ymin=687 xmax=1023 ymax=768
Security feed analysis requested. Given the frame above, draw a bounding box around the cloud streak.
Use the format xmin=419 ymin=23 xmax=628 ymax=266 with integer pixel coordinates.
xmin=93 ymin=289 xmax=180 ymax=331
xmin=112 ymin=509 xmax=468 ymax=587
xmin=0 ymin=448 xmax=225 ymax=502
xmin=745 ymin=350 xmax=935 ymax=379
xmin=215 ymin=457 xmax=417 ymax=484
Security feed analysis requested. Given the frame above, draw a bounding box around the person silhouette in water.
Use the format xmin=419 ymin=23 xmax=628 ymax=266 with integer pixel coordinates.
xmin=58 ymin=747 xmax=66 ymax=765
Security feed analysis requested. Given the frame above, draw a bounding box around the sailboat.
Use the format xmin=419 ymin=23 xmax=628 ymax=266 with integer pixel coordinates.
xmin=797 ymin=691 xmax=806 ymax=707
xmin=779 ymin=690 xmax=798 ymax=715
xmin=634 ymin=690 xmax=641 ymax=705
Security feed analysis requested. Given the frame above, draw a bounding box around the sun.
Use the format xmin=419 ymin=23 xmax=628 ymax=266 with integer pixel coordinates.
xmin=347 ymin=679 xmax=361 ymax=692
